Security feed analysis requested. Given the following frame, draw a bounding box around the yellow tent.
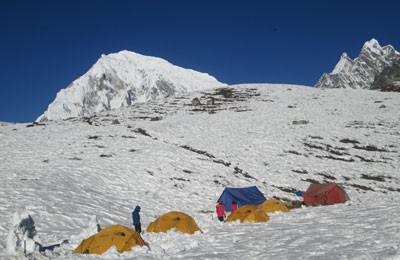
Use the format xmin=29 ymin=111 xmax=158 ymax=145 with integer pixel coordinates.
xmin=226 ymin=205 xmax=269 ymax=223
xmin=146 ymin=211 xmax=202 ymax=234
xmin=258 ymin=199 xmax=289 ymax=213
xmin=73 ymin=224 xmax=144 ymax=254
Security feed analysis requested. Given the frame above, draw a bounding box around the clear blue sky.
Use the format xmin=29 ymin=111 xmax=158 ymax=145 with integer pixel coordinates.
xmin=1 ymin=0 xmax=399 ymax=122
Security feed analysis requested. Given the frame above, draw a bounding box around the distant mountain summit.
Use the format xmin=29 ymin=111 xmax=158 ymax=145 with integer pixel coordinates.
xmin=37 ymin=51 xmax=225 ymax=121
xmin=315 ymin=39 xmax=400 ymax=90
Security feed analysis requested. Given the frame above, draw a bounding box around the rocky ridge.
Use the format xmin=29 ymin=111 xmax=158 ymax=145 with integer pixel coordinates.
xmin=315 ymin=39 xmax=400 ymax=90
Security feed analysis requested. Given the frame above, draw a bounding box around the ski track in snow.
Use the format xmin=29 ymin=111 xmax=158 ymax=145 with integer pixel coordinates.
xmin=1 ymin=84 xmax=400 ymax=259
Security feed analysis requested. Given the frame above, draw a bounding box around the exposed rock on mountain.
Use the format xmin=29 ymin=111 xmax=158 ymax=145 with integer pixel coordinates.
xmin=371 ymin=59 xmax=400 ymax=92
xmin=315 ymin=39 xmax=400 ymax=90
xmin=37 ymin=51 xmax=225 ymax=121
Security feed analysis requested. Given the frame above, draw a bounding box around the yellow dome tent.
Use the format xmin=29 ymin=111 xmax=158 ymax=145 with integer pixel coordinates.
xmin=146 ymin=211 xmax=202 ymax=234
xmin=73 ymin=224 xmax=144 ymax=254
xmin=226 ymin=205 xmax=269 ymax=223
xmin=258 ymin=199 xmax=289 ymax=213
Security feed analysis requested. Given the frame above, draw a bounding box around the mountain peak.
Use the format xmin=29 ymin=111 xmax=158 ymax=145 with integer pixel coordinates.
xmin=332 ymin=52 xmax=353 ymax=74
xmin=315 ymin=39 xmax=400 ymax=89
xmin=362 ymin=38 xmax=381 ymax=51
xmin=37 ymin=51 xmax=225 ymax=121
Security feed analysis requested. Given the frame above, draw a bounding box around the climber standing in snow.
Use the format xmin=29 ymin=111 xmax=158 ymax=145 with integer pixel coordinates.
xmin=132 ymin=206 xmax=142 ymax=233
xmin=216 ymin=202 xmax=226 ymax=222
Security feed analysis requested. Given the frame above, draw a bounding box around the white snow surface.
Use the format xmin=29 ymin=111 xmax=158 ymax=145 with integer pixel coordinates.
xmin=1 ymin=84 xmax=400 ymax=259
xmin=37 ymin=51 xmax=225 ymax=121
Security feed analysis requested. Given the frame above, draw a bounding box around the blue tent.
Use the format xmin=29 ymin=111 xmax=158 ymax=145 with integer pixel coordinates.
xmin=217 ymin=186 xmax=267 ymax=212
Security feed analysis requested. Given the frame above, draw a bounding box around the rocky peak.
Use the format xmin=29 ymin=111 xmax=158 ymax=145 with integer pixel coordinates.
xmin=315 ymin=39 xmax=400 ymax=90
xmin=332 ymin=53 xmax=354 ymax=74
xmin=362 ymin=38 xmax=381 ymax=52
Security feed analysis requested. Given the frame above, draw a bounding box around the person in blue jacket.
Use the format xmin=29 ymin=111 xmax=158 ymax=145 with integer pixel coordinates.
xmin=132 ymin=206 xmax=141 ymax=233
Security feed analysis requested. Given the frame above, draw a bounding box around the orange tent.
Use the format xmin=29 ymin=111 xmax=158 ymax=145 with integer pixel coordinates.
xmin=146 ymin=211 xmax=202 ymax=234
xmin=258 ymin=199 xmax=289 ymax=213
xmin=302 ymin=182 xmax=347 ymax=206
xmin=73 ymin=224 xmax=144 ymax=254
xmin=226 ymin=205 xmax=269 ymax=223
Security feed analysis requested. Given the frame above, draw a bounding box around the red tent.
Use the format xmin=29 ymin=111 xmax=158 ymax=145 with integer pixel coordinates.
xmin=302 ymin=183 xmax=347 ymax=206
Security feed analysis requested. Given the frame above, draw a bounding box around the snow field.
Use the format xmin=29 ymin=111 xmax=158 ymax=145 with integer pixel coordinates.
xmin=1 ymin=84 xmax=399 ymax=259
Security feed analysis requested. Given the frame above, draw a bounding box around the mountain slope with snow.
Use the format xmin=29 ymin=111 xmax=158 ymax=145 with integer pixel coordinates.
xmin=1 ymin=84 xmax=400 ymax=259
xmin=315 ymin=39 xmax=400 ymax=89
xmin=37 ymin=51 xmax=225 ymax=121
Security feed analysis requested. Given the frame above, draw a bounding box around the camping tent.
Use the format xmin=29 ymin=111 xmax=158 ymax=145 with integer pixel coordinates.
xmin=258 ymin=199 xmax=289 ymax=213
xmin=225 ymin=205 xmax=269 ymax=223
xmin=146 ymin=211 xmax=202 ymax=234
xmin=217 ymin=186 xmax=267 ymax=212
xmin=73 ymin=224 xmax=144 ymax=254
xmin=302 ymin=182 xmax=347 ymax=206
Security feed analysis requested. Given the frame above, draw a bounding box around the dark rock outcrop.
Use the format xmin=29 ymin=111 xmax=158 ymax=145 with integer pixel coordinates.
xmin=370 ymin=59 xmax=400 ymax=92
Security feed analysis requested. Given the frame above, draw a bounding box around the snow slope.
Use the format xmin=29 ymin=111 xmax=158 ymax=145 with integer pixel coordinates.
xmin=37 ymin=51 xmax=225 ymax=121
xmin=1 ymin=84 xmax=400 ymax=259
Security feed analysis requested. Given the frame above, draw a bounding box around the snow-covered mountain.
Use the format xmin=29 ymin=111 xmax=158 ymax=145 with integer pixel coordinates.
xmin=1 ymin=84 xmax=400 ymax=259
xmin=315 ymin=39 xmax=400 ymax=89
xmin=37 ymin=51 xmax=225 ymax=121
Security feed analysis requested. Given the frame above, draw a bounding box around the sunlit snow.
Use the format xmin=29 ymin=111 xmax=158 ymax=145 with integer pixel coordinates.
xmin=1 ymin=84 xmax=400 ymax=259
xmin=37 ymin=51 xmax=225 ymax=121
